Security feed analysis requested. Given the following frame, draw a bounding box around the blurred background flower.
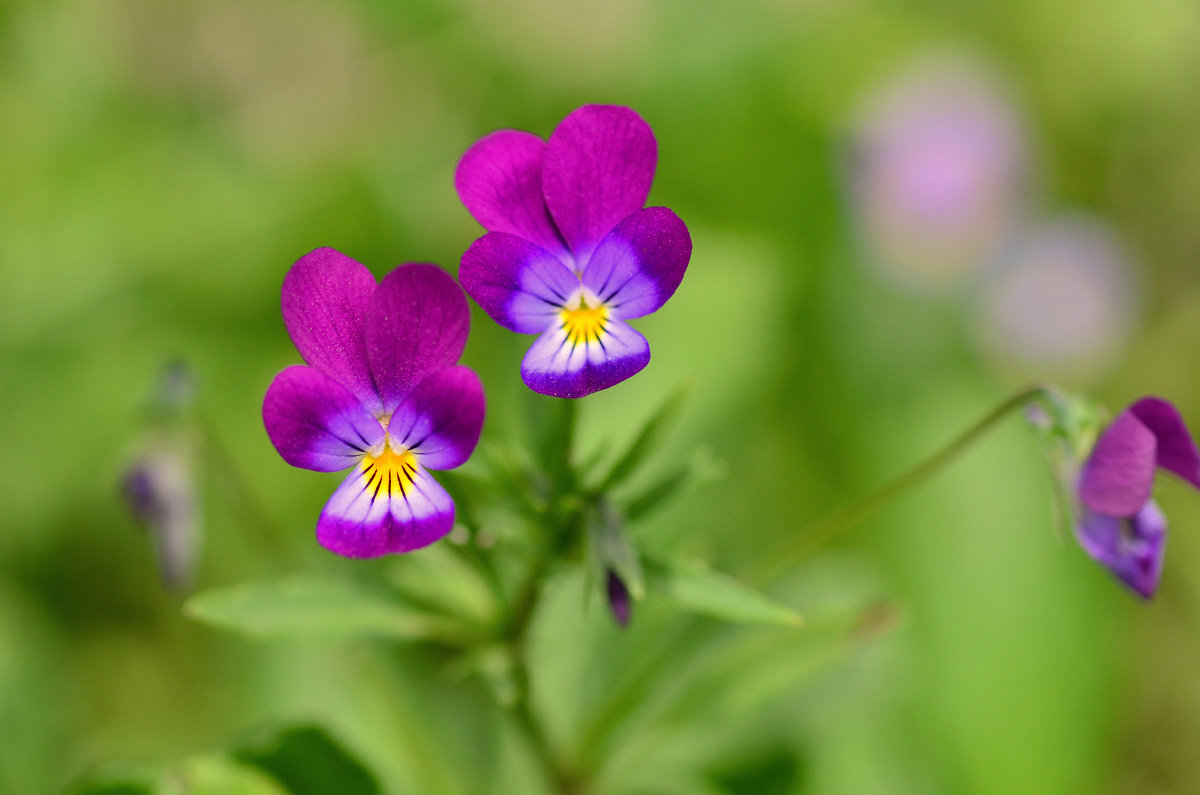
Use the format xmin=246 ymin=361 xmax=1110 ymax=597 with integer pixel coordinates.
xmin=845 ymin=55 xmax=1030 ymax=291
xmin=976 ymin=215 xmax=1139 ymax=380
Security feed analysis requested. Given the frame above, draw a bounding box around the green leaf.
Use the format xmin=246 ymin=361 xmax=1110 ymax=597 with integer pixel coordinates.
xmin=649 ymin=558 xmax=802 ymax=627
xmin=156 ymin=756 xmax=288 ymax=795
xmin=70 ymin=781 xmax=153 ymax=795
xmin=620 ymin=445 xmax=728 ymax=522
xmin=386 ymin=542 xmax=498 ymax=625
xmin=594 ymin=385 xmax=688 ymax=493
xmin=233 ymin=725 xmax=380 ymax=795
xmin=185 ymin=576 xmax=466 ymax=643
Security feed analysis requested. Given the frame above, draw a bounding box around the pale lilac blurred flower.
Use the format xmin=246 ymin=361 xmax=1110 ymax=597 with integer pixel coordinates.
xmin=847 ymin=58 xmax=1029 ymax=289
xmin=978 ymin=215 xmax=1138 ymax=377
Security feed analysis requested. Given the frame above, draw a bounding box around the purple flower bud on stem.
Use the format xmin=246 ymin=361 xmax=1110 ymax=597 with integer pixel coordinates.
xmin=606 ymin=569 xmax=632 ymax=628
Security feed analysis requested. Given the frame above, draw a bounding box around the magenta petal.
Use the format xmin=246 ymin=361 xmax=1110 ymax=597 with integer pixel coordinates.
xmin=459 ymin=232 xmax=579 ymax=333
xmin=543 ymin=105 xmax=658 ymax=262
xmin=1129 ymin=396 xmax=1200 ymax=489
xmin=1078 ymin=410 xmax=1157 ymax=517
xmin=281 ymin=248 xmax=378 ymax=408
xmin=387 ymin=366 xmax=485 ymax=471
xmin=582 ymin=207 xmax=692 ymax=319
xmin=263 ymin=365 xmax=384 ymax=472
xmin=455 ymin=130 xmax=567 ymax=256
xmin=1076 ymin=500 xmax=1167 ymax=599
xmin=366 ymin=264 xmax=470 ymax=413
xmin=317 ymin=464 xmax=455 ymax=558
xmin=520 ymin=316 xmax=649 ymax=398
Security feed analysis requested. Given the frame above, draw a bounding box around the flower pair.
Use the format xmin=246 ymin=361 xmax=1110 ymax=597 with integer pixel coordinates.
xmin=1076 ymin=397 xmax=1200 ymax=598
xmin=263 ymin=106 xmax=690 ymax=557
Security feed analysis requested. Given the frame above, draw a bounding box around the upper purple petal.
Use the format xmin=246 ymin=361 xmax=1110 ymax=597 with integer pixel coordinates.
xmin=1078 ymin=409 xmax=1157 ymax=517
xmin=263 ymin=365 xmax=384 ymax=472
xmin=366 ymin=264 xmax=470 ymax=413
xmin=1128 ymin=396 xmax=1200 ymax=490
xmin=317 ymin=463 xmax=455 ymax=558
xmin=459 ymin=232 xmax=579 ymax=334
xmin=455 ymin=130 xmax=568 ymax=257
xmin=581 ymin=207 xmax=692 ymax=320
xmin=1076 ymin=500 xmax=1167 ymax=599
xmin=387 ymin=366 xmax=486 ymax=471
xmin=520 ymin=316 xmax=650 ymax=398
xmin=543 ymin=105 xmax=658 ymax=263
xmin=281 ymin=248 xmax=378 ymax=408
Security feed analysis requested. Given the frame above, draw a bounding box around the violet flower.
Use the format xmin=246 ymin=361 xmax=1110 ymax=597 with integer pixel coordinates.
xmin=263 ymin=248 xmax=485 ymax=558
xmin=456 ymin=104 xmax=692 ymax=398
xmin=1076 ymin=397 xmax=1200 ymax=597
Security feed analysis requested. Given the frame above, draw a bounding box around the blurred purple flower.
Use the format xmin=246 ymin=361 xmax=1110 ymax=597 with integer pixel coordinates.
xmin=456 ymin=104 xmax=692 ymax=398
xmin=847 ymin=59 xmax=1028 ymax=288
xmin=121 ymin=445 xmax=200 ymax=590
xmin=262 ymin=248 xmax=485 ymax=558
xmin=978 ymin=216 xmax=1138 ymax=376
xmin=1075 ymin=397 xmax=1200 ymax=597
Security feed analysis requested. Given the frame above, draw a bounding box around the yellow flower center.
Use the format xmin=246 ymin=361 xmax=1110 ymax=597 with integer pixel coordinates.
xmin=560 ymin=299 xmax=609 ymax=347
xmin=360 ymin=444 xmax=418 ymax=499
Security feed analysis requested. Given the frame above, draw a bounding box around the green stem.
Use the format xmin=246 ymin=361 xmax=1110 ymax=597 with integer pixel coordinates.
xmin=195 ymin=411 xmax=303 ymax=569
xmin=502 ymin=398 xmax=588 ymax=794
xmin=752 ymin=385 xmax=1052 ymax=583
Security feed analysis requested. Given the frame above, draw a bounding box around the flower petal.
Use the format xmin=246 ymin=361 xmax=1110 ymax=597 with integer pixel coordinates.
xmin=520 ymin=316 xmax=650 ymax=398
xmin=263 ymin=365 xmax=384 ymax=472
xmin=387 ymin=366 xmax=486 ymax=470
xmin=543 ymin=105 xmax=657 ymax=263
xmin=1076 ymin=500 xmax=1167 ymax=599
xmin=1078 ymin=409 xmax=1156 ymax=517
xmin=316 ymin=462 xmax=455 ymax=558
xmin=455 ymin=130 xmax=567 ymax=256
xmin=367 ymin=263 xmax=470 ymax=413
xmin=281 ymin=247 xmax=378 ymax=408
xmin=459 ymin=232 xmax=580 ymax=333
xmin=581 ymin=207 xmax=692 ymax=319
xmin=1129 ymin=396 xmax=1200 ymax=489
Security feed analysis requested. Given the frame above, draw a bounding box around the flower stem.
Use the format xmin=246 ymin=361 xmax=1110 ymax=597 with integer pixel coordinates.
xmin=752 ymin=385 xmax=1052 ymax=583
xmin=195 ymin=410 xmax=304 ymax=569
xmin=501 ymin=397 xmax=587 ymax=794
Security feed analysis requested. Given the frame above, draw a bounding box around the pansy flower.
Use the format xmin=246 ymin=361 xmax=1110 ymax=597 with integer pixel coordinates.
xmin=456 ymin=104 xmax=692 ymax=398
xmin=263 ymin=248 xmax=485 ymax=558
xmin=1075 ymin=397 xmax=1200 ymax=597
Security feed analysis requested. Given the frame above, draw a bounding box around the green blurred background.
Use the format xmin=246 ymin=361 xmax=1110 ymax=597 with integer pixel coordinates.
xmin=4 ymin=0 xmax=1200 ymax=792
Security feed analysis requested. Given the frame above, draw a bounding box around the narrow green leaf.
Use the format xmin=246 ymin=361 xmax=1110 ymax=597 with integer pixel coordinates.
xmin=387 ymin=542 xmax=498 ymax=625
xmin=185 ymin=576 xmax=466 ymax=643
xmin=621 ymin=467 xmax=691 ymax=522
xmin=233 ymin=725 xmax=380 ymax=795
xmin=595 ymin=385 xmax=688 ymax=493
xmin=649 ymin=558 xmax=802 ymax=627
xmin=621 ymin=445 xmax=729 ymax=521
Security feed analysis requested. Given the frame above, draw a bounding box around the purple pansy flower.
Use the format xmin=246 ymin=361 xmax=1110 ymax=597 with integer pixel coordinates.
xmin=1075 ymin=397 xmax=1200 ymax=597
xmin=262 ymin=248 xmax=485 ymax=558
xmin=456 ymin=104 xmax=692 ymax=398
